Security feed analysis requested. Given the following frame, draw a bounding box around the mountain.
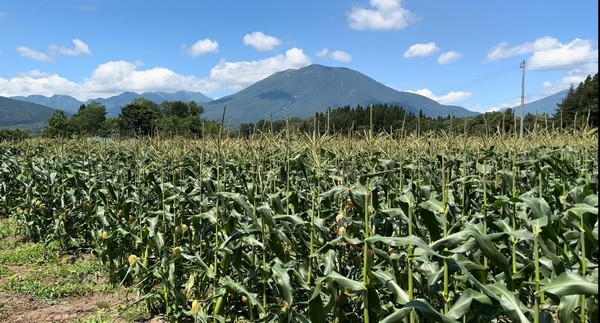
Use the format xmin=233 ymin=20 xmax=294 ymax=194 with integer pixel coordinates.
xmin=11 ymin=91 xmax=213 ymax=117
xmin=86 ymin=92 xmax=141 ymax=116
xmin=202 ymin=64 xmax=478 ymax=124
xmin=88 ymin=91 xmax=213 ymax=116
xmin=11 ymin=94 xmax=83 ymax=114
xmin=504 ymin=90 xmax=567 ymax=115
xmin=0 ymin=96 xmax=61 ymax=133
xmin=140 ymin=91 xmax=212 ymax=105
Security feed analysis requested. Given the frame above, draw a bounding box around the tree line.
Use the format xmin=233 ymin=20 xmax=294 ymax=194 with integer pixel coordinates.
xmin=41 ymin=98 xmax=220 ymax=138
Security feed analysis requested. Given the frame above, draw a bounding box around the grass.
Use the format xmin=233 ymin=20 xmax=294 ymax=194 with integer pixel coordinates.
xmin=0 ymin=217 xmax=149 ymax=321
xmin=0 ymin=253 xmax=114 ymax=301
xmin=0 ymin=241 xmax=61 ymax=265
xmin=74 ymin=303 xmax=149 ymax=323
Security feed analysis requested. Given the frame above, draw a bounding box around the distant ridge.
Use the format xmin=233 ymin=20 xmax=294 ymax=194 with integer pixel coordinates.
xmin=88 ymin=91 xmax=213 ymax=116
xmin=504 ymin=90 xmax=568 ymax=115
xmin=202 ymin=64 xmax=478 ymax=124
xmin=11 ymin=94 xmax=82 ymax=114
xmin=11 ymin=91 xmax=213 ymax=117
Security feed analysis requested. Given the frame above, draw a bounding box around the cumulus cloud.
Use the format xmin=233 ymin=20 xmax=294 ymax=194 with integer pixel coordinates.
xmin=403 ymin=42 xmax=439 ymax=58
xmin=17 ymin=39 xmax=92 ymax=61
xmin=50 ymin=39 xmax=92 ymax=56
xmin=17 ymin=47 xmax=54 ymax=61
xmin=0 ymin=62 xmax=218 ymax=101
xmin=14 ymin=70 xmax=52 ymax=78
xmin=316 ymin=48 xmax=352 ymax=62
xmin=485 ymin=36 xmax=598 ymax=70
xmin=208 ymin=47 xmax=311 ymax=90
xmin=79 ymin=61 xmax=218 ymax=99
xmin=348 ymin=0 xmax=418 ymax=31
xmin=243 ymin=31 xmax=281 ymax=51
xmin=486 ymin=36 xmax=598 ymax=96
xmin=528 ymin=38 xmax=597 ymax=71
xmin=316 ymin=49 xmax=330 ymax=58
xmin=0 ymin=47 xmax=313 ymax=99
xmin=485 ymin=36 xmax=560 ymax=62
xmin=0 ymin=73 xmax=80 ymax=98
xmin=183 ymin=38 xmax=219 ymax=57
xmin=406 ymin=88 xmax=473 ymax=104
xmin=437 ymin=51 xmax=462 ymax=64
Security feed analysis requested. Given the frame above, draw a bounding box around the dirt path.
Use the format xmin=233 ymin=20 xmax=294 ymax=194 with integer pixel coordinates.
xmin=0 ymin=290 xmax=129 ymax=322
xmin=0 ymin=218 xmax=144 ymax=322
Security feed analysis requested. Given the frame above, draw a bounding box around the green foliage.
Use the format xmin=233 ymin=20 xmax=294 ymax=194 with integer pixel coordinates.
xmin=556 ymin=73 xmax=598 ymax=129
xmin=118 ymin=98 xmax=161 ymax=136
xmin=42 ymin=110 xmax=73 ymax=138
xmin=240 ymin=104 xmax=558 ymax=137
xmin=154 ymin=101 xmax=214 ymax=137
xmin=70 ymin=102 xmax=108 ymax=136
xmin=0 ymin=129 xmax=31 ymax=142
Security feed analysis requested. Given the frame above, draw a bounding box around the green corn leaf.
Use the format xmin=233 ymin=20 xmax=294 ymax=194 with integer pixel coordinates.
xmin=538 ymin=271 xmax=598 ymax=296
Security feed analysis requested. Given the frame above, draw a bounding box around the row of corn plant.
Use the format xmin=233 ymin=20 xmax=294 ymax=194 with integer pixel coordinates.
xmin=0 ymin=129 xmax=597 ymax=322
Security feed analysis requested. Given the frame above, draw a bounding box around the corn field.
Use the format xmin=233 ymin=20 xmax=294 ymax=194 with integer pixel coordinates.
xmin=0 ymin=129 xmax=598 ymax=322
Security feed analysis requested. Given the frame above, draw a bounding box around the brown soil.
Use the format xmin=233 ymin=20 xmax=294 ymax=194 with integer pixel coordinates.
xmin=0 ymin=290 xmax=128 ymax=322
xmin=4 ymin=264 xmax=34 ymax=278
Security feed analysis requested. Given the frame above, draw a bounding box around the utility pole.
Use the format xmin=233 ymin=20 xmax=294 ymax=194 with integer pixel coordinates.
xmin=519 ymin=60 xmax=525 ymax=138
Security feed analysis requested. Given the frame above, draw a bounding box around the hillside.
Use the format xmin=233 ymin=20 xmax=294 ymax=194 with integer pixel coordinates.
xmin=505 ymin=90 xmax=568 ymax=115
xmin=11 ymin=95 xmax=83 ymax=114
xmin=88 ymin=91 xmax=213 ymax=116
xmin=0 ymin=97 xmax=60 ymax=133
xmin=203 ymin=64 xmax=478 ymax=124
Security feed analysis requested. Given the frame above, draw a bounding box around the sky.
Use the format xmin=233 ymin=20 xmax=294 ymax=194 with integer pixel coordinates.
xmin=0 ymin=0 xmax=598 ymax=112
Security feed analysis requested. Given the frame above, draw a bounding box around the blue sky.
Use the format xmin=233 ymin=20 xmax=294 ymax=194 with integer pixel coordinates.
xmin=0 ymin=0 xmax=597 ymax=112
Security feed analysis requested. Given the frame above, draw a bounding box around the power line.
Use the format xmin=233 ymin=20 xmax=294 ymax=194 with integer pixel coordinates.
xmin=435 ymin=55 xmax=598 ymax=94
xmin=437 ymin=64 xmax=520 ymax=93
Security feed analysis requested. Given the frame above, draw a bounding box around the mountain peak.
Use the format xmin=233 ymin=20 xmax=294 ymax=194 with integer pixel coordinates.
xmin=202 ymin=64 xmax=478 ymax=124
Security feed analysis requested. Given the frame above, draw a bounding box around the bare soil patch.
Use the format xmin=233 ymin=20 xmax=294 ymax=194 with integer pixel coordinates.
xmin=0 ymin=290 xmax=129 ymax=322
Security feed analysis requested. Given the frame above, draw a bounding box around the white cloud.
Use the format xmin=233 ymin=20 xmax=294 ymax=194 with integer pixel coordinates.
xmin=0 ymin=48 xmax=313 ymax=100
xmin=17 ymin=39 xmax=92 ymax=61
xmin=348 ymin=0 xmax=418 ymax=31
xmin=243 ymin=31 xmax=281 ymax=51
xmin=540 ymin=69 xmax=594 ymax=95
xmin=528 ymin=38 xmax=597 ymax=71
xmin=403 ymin=42 xmax=439 ymax=58
xmin=316 ymin=48 xmax=330 ymax=58
xmin=437 ymin=51 xmax=461 ymax=64
xmin=407 ymin=88 xmax=473 ymax=104
xmin=0 ymin=11 xmax=6 ymax=18
xmin=0 ymin=73 xmax=80 ymax=98
xmin=0 ymin=62 xmax=217 ymax=101
xmin=80 ymin=61 xmax=218 ymax=99
xmin=331 ymin=50 xmax=352 ymax=62
xmin=485 ymin=36 xmax=598 ymax=71
xmin=17 ymin=46 xmax=54 ymax=61
xmin=316 ymin=48 xmax=352 ymax=62
xmin=485 ymin=36 xmax=598 ymax=97
xmin=315 ymin=48 xmax=329 ymax=58
xmin=485 ymin=36 xmax=560 ymax=62
xmin=50 ymin=39 xmax=92 ymax=56
xmin=208 ymin=47 xmax=311 ymax=90
xmin=14 ymin=70 xmax=52 ymax=78
xmin=183 ymin=38 xmax=219 ymax=57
